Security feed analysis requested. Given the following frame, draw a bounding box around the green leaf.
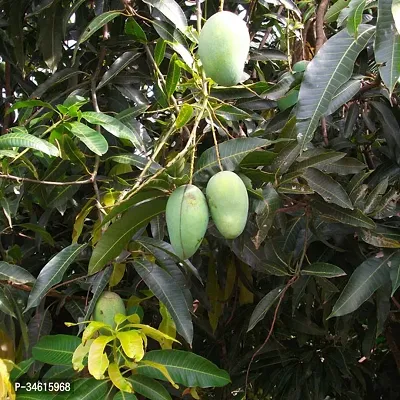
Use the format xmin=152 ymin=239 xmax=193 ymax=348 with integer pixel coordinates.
xmin=301 ymin=263 xmax=346 ymax=278
xmin=346 ymin=0 xmax=367 ymax=37
xmin=193 ymin=138 xmax=274 ymax=184
xmin=303 ymin=168 xmax=353 ymax=209
xmin=32 ymin=334 xmax=81 ymax=365
xmin=0 ymin=261 xmax=35 ymax=284
xmin=252 ymin=185 xmax=281 ymax=249
xmin=142 ymin=0 xmax=187 ymax=32
xmin=67 ymin=378 xmax=110 ymax=400
xmin=248 ymin=286 xmax=283 ymax=332
xmin=97 ymin=51 xmax=142 ymax=90
xmin=319 ymin=157 xmax=366 ymax=175
xmin=89 ymin=198 xmax=167 ymax=274
xmin=165 ymin=53 xmax=180 ymax=99
xmin=134 ymin=259 xmax=193 ymax=345
xmin=113 ymin=392 xmax=138 ymax=400
xmin=375 ymin=0 xmax=400 ymax=94
xmin=154 ymin=38 xmax=167 ymax=66
xmin=329 ymin=251 xmax=397 ymax=318
xmin=127 ymin=375 xmax=172 ymax=400
xmin=125 ymin=18 xmax=147 ymax=42
xmin=109 ymin=154 xmax=162 ymax=174
xmin=26 ymin=244 xmax=86 ymax=311
xmin=360 ymin=226 xmax=400 ymax=248
xmin=66 ymin=122 xmax=108 ymax=156
xmin=282 ymin=313 xmax=326 ymax=336
xmin=7 ymin=99 xmax=54 ymax=114
xmin=0 ymin=288 xmax=16 ymax=318
xmin=390 ymin=252 xmax=400 ymax=295
xmin=240 ymin=150 xmax=277 ymax=167
xmin=0 ymin=130 xmax=59 ymax=157
xmin=31 ymin=68 xmax=84 ymax=98
xmin=81 ymin=111 xmax=144 ymax=151
xmin=326 ymin=0 xmax=353 ymax=22
xmin=214 ymin=105 xmax=253 ymax=121
xmin=38 ymin=0 xmax=63 ymax=72
xmin=175 ymin=103 xmax=194 ymax=129
xmin=393 ymin=0 xmax=400 ymax=34
xmin=73 ymin=11 xmax=123 ymax=63
xmin=312 ymin=199 xmax=375 ymax=229
xmin=290 ymin=151 xmax=345 ymax=172
xmin=325 ymin=79 xmax=361 ymax=115
xmin=296 ymin=25 xmax=375 ymax=150
xmin=363 ymin=177 xmax=388 ymax=214
xmin=137 ymin=350 xmax=231 ymax=388
xmin=271 ymin=142 xmax=301 ymax=174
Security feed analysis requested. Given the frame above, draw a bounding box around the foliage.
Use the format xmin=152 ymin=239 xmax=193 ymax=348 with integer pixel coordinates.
xmin=1 ymin=0 xmax=400 ymax=399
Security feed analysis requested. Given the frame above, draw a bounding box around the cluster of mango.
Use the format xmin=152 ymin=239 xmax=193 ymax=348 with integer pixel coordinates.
xmin=166 ymin=171 xmax=249 ymax=259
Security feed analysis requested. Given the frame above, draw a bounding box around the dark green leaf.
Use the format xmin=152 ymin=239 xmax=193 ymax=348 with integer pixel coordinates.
xmin=248 ymin=286 xmax=283 ymax=331
xmin=127 ymin=375 xmax=171 ymax=400
xmin=165 ymin=53 xmax=180 ymax=99
xmin=0 ymin=261 xmax=35 ymax=284
xmin=32 ymin=334 xmax=81 ymax=365
xmin=125 ymin=18 xmax=147 ymax=42
xmin=303 ymin=168 xmax=353 ymax=209
xmin=66 ymin=122 xmax=108 ymax=156
xmin=134 ymin=259 xmax=193 ymax=345
xmin=301 ymin=263 xmax=346 ymax=278
xmin=143 ymin=0 xmax=187 ymax=32
xmin=26 ymin=244 xmax=86 ymax=311
xmin=137 ymin=350 xmax=231 ymax=387
xmin=296 ymin=25 xmax=375 ymax=149
xmin=330 ymin=251 xmax=397 ymax=317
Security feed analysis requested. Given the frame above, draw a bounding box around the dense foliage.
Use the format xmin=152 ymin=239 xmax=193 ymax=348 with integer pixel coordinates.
xmin=1 ymin=0 xmax=400 ymax=399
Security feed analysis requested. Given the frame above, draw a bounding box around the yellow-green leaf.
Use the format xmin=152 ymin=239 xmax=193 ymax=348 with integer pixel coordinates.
xmin=108 ymin=362 xmax=133 ymax=393
xmin=72 ymin=339 xmax=93 ymax=372
xmin=88 ymin=335 xmax=114 ymax=379
xmin=82 ymin=321 xmax=112 ymax=344
xmin=140 ymin=360 xmax=179 ymax=389
xmin=110 ymin=263 xmax=126 ymax=287
xmin=158 ymin=302 xmax=176 ymax=349
xmin=117 ymin=330 xmax=144 ymax=361
xmin=124 ymin=324 xmax=179 ymax=345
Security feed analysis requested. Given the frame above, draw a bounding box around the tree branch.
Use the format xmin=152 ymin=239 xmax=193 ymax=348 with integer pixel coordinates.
xmin=315 ymin=0 xmax=329 ymax=54
xmin=0 ymin=174 xmax=92 ymax=185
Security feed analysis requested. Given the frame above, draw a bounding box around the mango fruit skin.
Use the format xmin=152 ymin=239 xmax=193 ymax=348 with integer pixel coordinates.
xmin=166 ymin=184 xmax=209 ymax=259
xmin=206 ymin=171 xmax=249 ymax=239
xmin=198 ymin=11 xmax=250 ymax=87
xmin=93 ymin=291 xmax=126 ymax=334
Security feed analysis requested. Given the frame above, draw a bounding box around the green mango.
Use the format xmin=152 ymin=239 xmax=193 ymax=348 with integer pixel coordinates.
xmin=206 ymin=171 xmax=249 ymax=239
xmin=198 ymin=11 xmax=250 ymax=87
xmin=93 ymin=291 xmax=126 ymax=334
xmin=166 ymin=184 xmax=209 ymax=259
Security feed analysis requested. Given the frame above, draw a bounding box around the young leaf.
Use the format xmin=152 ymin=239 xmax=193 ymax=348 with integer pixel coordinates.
xmin=117 ymin=330 xmax=144 ymax=361
xmin=108 ymin=362 xmax=133 ymax=393
xmin=88 ymin=335 xmax=114 ymax=380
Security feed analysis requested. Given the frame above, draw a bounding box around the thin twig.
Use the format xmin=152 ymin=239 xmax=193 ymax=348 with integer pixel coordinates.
xmin=0 ymin=281 xmax=86 ymax=301
xmin=0 ymin=174 xmax=92 ymax=185
xmin=126 ymin=96 xmax=209 ymax=200
xmin=244 ymin=275 xmax=298 ymax=395
xmin=207 ymin=107 xmax=223 ymax=171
